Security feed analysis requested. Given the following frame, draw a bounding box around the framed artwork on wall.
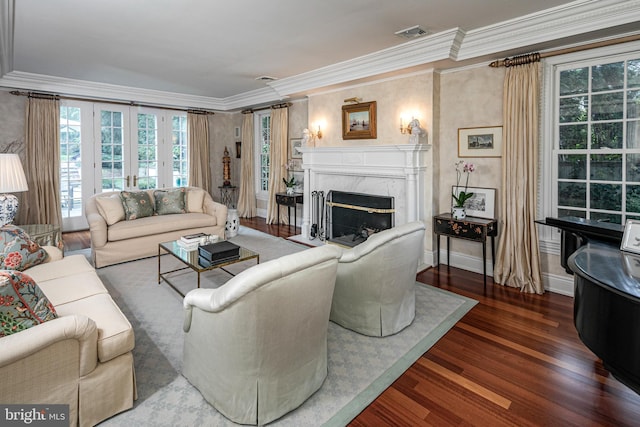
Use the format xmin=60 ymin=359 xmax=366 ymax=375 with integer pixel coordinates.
xmin=290 ymin=138 xmax=303 ymax=159
xmin=458 ymin=126 xmax=502 ymax=157
xmin=342 ymin=101 xmax=377 ymax=140
xmin=451 ymin=186 xmax=496 ymax=219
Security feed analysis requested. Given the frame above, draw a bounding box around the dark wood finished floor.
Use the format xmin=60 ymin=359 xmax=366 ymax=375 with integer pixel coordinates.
xmin=63 ymin=219 xmax=640 ymax=426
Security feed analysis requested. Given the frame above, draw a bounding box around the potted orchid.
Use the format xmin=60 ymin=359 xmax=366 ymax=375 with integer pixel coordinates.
xmin=452 ymin=160 xmax=475 ymax=219
xmin=283 ymin=160 xmax=297 ymax=194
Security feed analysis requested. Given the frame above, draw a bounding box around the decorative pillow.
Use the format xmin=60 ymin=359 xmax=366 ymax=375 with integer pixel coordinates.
xmin=154 ymin=188 xmax=186 ymax=215
xmin=0 ymin=225 xmax=48 ymax=271
xmin=0 ymin=270 xmax=58 ymax=337
xmin=95 ymin=193 xmax=126 ymax=225
xmin=120 ymin=190 xmax=155 ymax=220
xmin=186 ymin=188 xmax=205 ymax=213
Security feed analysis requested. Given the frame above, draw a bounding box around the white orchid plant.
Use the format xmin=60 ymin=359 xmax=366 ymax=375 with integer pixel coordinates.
xmin=452 ymin=160 xmax=475 ymax=208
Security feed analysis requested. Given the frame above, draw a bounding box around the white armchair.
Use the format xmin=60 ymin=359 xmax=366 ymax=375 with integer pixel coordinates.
xmin=182 ymin=245 xmax=342 ymax=425
xmin=330 ymin=221 xmax=426 ymax=337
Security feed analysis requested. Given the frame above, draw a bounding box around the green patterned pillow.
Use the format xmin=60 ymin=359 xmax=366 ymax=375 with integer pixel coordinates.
xmin=120 ymin=190 xmax=155 ymax=220
xmin=0 ymin=225 xmax=49 ymax=271
xmin=0 ymin=270 xmax=58 ymax=337
xmin=154 ymin=188 xmax=186 ymax=215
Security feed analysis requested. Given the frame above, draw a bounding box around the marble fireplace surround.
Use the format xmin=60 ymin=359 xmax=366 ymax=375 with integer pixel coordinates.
xmin=299 ymin=144 xmax=431 ymax=240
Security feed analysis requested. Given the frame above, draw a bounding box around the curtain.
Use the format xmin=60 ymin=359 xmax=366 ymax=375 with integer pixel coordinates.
xmin=265 ymin=107 xmax=288 ymax=224
xmin=493 ymin=62 xmax=543 ymax=294
xmin=188 ymin=112 xmax=211 ymax=194
xmin=18 ymin=97 xmax=61 ymax=227
xmin=237 ymin=113 xmax=256 ymax=217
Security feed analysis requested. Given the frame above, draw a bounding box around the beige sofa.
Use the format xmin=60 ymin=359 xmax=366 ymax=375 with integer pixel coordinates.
xmin=0 ymin=246 xmax=136 ymax=427
xmin=85 ymin=186 xmax=227 ymax=268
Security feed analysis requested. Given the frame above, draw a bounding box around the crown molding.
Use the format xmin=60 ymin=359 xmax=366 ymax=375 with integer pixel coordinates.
xmin=457 ymin=0 xmax=640 ymax=60
xmin=267 ymin=28 xmax=464 ymax=98
xmin=0 ymin=70 xmax=231 ymax=110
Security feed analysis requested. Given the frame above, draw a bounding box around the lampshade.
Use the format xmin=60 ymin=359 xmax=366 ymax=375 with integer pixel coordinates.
xmin=0 ymin=154 xmax=28 ymax=193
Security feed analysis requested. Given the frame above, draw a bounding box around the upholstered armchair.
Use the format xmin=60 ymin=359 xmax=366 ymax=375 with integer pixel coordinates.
xmin=182 ymin=245 xmax=342 ymax=425
xmin=330 ymin=221 xmax=426 ymax=337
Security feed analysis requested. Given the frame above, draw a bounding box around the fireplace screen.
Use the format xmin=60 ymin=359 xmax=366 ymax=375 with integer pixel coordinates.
xmin=326 ymin=190 xmax=394 ymax=247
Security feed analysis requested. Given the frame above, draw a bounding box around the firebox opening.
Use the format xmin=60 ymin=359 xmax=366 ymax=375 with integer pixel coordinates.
xmin=326 ymin=190 xmax=394 ymax=247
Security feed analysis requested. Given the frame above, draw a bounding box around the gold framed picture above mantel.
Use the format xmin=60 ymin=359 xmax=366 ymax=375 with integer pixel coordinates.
xmin=458 ymin=126 xmax=502 ymax=157
xmin=342 ymin=101 xmax=377 ymax=140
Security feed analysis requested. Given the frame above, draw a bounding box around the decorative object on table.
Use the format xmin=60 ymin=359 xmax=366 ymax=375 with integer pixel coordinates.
xmin=458 ymin=126 xmax=503 ymax=157
xmin=451 ymin=186 xmax=497 ymax=219
xmin=451 ymin=160 xmax=475 ymax=220
xmin=407 ymin=118 xmax=426 ymax=144
xmin=290 ymin=138 xmax=303 ymax=159
xmin=621 ymin=219 xmax=640 ymax=254
xmin=222 ymin=146 xmax=231 ymax=186
xmin=0 ymin=153 xmax=29 ymax=227
xmin=226 ymin=208 xmax=239 ymax=238
xmin=197 ymin=240 xmax=241 ymax=266
xmin=342 ymin=101 xmax=377 ymax=140
xmin=283 ymin=159 xmax=297 ymax=195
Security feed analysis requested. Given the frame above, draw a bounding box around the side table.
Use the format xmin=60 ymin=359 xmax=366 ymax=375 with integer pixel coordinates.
xmin=218 ymin=185 xmax=237 ymax=208
xmin=275 ymin=192 xmax=303 ymax=228
xmin=433 ymin=213 xmax=498 ymax=288
xmin=21 ymin=223 xmax=63 ymax=249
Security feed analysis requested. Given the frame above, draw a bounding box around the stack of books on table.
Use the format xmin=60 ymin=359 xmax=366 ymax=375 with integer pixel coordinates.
xmin=177 ymin=232 xmax=207 ymax=251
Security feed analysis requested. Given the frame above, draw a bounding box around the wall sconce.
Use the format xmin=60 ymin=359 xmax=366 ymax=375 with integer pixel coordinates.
xmin=400 ymin=117 xmax=411 ymax=134
xmin=315 ymin=125 xmax=323 ymax=139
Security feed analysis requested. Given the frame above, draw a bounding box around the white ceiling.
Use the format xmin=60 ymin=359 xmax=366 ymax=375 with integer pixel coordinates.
xmin=2 ymin=0 xmax=640 ymax=110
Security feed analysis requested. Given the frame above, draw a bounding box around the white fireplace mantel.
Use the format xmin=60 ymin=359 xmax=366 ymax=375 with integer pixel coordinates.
xmin=299 ymin=144 xmax=431 ymax=239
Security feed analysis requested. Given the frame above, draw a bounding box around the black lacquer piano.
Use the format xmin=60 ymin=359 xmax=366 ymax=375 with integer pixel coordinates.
xmin=539 ymin=217 xmax=640 ymax=394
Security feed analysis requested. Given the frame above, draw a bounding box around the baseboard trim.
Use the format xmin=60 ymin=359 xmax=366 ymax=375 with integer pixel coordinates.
xmin=430 ymin=249 xmax=575 ymax=297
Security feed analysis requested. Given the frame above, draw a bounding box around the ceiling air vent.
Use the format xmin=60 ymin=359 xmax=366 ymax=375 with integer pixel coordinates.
xmin=394 ymin=25 xmax=428 ymax=39
xmin=255 ymin=76 xmax=278 ymax=82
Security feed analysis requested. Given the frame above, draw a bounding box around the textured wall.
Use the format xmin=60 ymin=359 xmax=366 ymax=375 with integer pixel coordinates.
xmin=0 ymin=90 xmax=26 ymax=156
xmin=308 ymin=72 xmax=434 ymax=147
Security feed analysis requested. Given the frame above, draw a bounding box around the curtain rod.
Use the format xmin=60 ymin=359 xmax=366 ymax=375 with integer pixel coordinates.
xmin=489 ymin=33 xmax=640 ymax=68
xmin=9 ymin=90 xmax=215 ymax=115
xmin=241 ymin=102 xmax=291 ymax=114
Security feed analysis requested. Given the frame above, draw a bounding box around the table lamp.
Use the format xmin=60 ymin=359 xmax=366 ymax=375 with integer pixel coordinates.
xmin=0 ymin=153 xmax=29 ymax=227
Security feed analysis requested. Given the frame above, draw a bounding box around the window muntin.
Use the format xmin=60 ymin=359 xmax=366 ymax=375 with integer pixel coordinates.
xmin=256 ymin=111 xmax=271 ymax=193
xmin=172 ymin=115 xmax=188 ymax=187
xmin=60 ymin=105 xmax=82 ymax=218
xmin=555 ymin=56 xmax=640 ymax=225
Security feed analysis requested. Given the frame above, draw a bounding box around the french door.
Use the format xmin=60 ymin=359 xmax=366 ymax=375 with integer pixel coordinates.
xmin=60 ymin=101 xmax=187 ymax=231
xmin=95 ymin=105 xmax=161 ymax=193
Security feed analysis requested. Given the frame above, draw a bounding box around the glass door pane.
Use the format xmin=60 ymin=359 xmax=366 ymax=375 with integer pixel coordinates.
xmin=97 ymin=106 xmax=129 ymax=192
xmin=136 ymin=112 xmax=158 ymax=190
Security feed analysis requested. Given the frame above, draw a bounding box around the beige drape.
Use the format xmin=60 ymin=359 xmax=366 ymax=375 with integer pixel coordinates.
xmin=494 ymin=62 xmax=543 ymax=294
xmin=266 ymin=107 xmax=288 ymax=224
xmin=18 ymin=97 xmax=61 ymax=227
xmin=188 ymin=112 xmax=211 ymax=194
xmin=237 ymin=113 xmax=256 ymax=217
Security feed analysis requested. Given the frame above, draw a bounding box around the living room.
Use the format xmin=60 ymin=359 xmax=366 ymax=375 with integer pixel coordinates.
xmin=2 ymin=1 xmax=640 ymax=425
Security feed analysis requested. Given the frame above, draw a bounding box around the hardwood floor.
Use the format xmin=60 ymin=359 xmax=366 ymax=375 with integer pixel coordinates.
xmin=63 ymin=219 xmax=640 ymax=426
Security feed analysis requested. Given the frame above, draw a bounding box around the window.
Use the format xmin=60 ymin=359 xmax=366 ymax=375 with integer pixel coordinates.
xmin=255 ymin=111 xmax=271 ymax=194
xmin=60 ymin=105 xmax=83 ymax=219
xmin=541 ymin=43 xmax=640 ymax=250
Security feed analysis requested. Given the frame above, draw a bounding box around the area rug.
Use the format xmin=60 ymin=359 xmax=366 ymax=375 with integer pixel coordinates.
xmin=92 ymin=227 xmax=477 ymax=426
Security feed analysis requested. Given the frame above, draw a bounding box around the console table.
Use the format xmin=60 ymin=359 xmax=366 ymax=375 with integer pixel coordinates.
xmin=433 ymin=213 xmax=498 ymax=288
xmin=275 ymin=192 xmax=303 ymax=228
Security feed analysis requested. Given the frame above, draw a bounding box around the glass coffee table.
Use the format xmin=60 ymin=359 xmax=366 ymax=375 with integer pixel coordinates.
xmin=158 ymin=240 xmax=259 ymax=297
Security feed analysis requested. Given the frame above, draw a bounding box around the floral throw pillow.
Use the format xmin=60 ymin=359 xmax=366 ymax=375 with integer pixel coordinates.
xmin=0 ymin=225 xmax=48 ymax=271
xmin=120 ymin=190 xmax=155 ymax=220
xmin=154 ymin=188 xmax=186 ymax=215
xmin=0 ymin=270 xmax=58 ymax=337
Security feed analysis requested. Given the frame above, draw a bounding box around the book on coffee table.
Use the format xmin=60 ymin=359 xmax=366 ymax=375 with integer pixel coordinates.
xmin=198 ymin=241 xmax=241 ymax=264
xmin=181 ymin=232 xmax=207 ymax=244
